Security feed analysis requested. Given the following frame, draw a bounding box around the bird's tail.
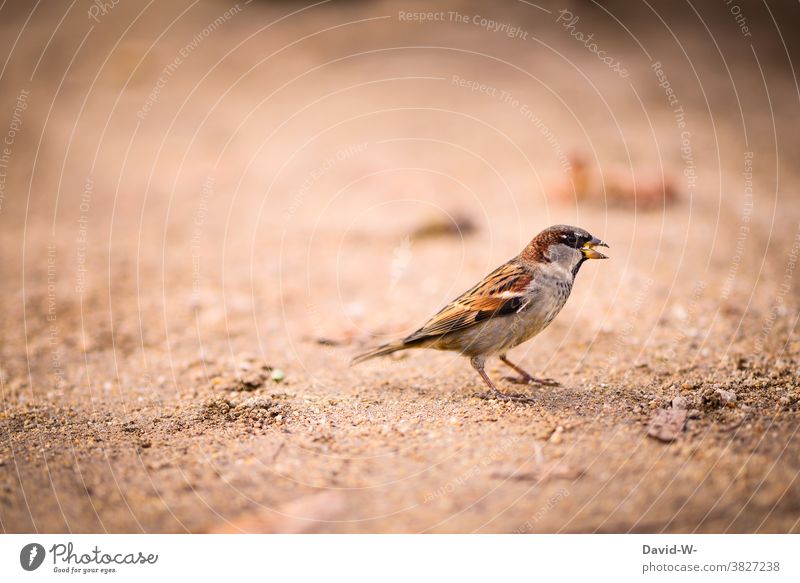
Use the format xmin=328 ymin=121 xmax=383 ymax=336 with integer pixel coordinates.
xmin=350 ymin=341 xmax=407 ymax=366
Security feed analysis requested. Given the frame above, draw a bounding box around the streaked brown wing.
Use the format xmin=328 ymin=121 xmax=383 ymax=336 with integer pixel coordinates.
xmin=403 ymin=260 xmax=532 ymax=343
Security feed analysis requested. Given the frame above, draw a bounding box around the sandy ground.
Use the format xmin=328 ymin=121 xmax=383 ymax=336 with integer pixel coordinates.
xmin=1 ymin=0 xmax=799 ymax=533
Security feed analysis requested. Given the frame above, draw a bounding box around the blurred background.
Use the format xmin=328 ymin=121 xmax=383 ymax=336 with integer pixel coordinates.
xmin=1 ymin=0 xmax=799 ymax=533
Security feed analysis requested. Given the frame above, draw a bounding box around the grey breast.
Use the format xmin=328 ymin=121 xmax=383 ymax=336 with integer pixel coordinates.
xmin=508 ymin=267 xmax=573 ymax=348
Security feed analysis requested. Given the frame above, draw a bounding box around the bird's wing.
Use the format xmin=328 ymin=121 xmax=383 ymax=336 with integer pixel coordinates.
xmin=403 ymin=260 xmax=534 ymax=343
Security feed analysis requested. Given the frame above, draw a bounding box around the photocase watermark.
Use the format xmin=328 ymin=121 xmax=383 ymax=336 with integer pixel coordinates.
xmin=755 ymin=224 xmax=800 ymax=353
xmin=664 ymin=279 xmax=707 ymax=361
xmin=604 ymin=276 xmax=654 ymax=371
xmin=284 ymin=142 xmax=369 ymax=220
xmin=87 ymin=0 xmax=121 ymax=23
xmin=722 ymin=0 xmax=752 ymax=38
xmin=137 ymin=3 xmax=244 ymax=120
xmin=398 ymin=11 xmax=529 ymax=40
xmin=397 ymin=11 xmax=447 ymax=23
xmin=449 ymin=11 xmax=529 ymax=40
xmin=514 ymin=487 xmax=570 ymax=533
xmin=555 ymin=9 xmax=629 ymax=78
xmin=191 ymin=175 xmax=214 ymax=301
xmin=721 ymin=152 xmax=754 ymax=300
xmin=75 ymin=176 xmax=94 ymax=296
xmin=0 ymin=87 xmax=30 ymax=216
xmin=451 ymin=74 xmax=571 ymax=172
xmin=47 ymin=243 xmax=67 ymax=389
xmin=651 ymin=61 xmax=696 ymax=197
xmin=422 ymin=434 xmax=521 ymax=503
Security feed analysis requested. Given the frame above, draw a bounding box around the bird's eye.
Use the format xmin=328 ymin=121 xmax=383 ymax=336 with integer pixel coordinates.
xmin=565 ymin=233 xmax=578 ymax=247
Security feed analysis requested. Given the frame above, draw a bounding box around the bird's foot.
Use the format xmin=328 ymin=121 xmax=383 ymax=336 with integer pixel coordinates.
xmin=475 ymin=389 xmax=536 ymax=404
xmin=502 ymin=374 xmax=560 ymax=387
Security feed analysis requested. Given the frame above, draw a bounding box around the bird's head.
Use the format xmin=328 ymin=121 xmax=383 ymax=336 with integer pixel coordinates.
xmin=521 ymin=224 xmax=608 ymax=275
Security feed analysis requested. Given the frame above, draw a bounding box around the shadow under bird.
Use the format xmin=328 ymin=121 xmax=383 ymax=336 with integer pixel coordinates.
xmin=351 ymin=225 xmax=609 ymax=402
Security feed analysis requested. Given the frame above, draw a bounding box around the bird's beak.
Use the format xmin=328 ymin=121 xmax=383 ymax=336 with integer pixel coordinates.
xmin=581 ymin=236 xmax=609 ymax=260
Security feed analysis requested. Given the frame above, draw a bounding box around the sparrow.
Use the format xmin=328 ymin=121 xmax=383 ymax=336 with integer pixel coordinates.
xmin=351 ymin=225 xmax=608 ymax=402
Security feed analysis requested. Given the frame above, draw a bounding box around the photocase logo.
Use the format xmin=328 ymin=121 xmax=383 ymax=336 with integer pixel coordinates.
xmin=19 ymin=543 xmax=46 ymax=571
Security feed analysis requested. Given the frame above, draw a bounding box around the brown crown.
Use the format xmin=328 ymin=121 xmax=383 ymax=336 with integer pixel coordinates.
xmin=520 ymin=225 xmax=588 ymax=263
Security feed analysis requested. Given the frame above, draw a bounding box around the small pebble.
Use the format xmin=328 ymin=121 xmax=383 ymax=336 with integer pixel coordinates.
xmin=672 ymin=396 xmax=688 ymax=410
xmin=647 ymin=408 xmax=687 ymax=442
xmin=271 ymin=369 xmax=285 ymax=383
xmin=715 ymin=389 xmax=737 ymax=406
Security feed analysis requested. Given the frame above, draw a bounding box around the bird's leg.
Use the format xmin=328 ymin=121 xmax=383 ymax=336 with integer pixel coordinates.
xmin=499 ymin=354 xmax=560 ymax=386
xmin=470 ymin=357 xmax=536 ymax=404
